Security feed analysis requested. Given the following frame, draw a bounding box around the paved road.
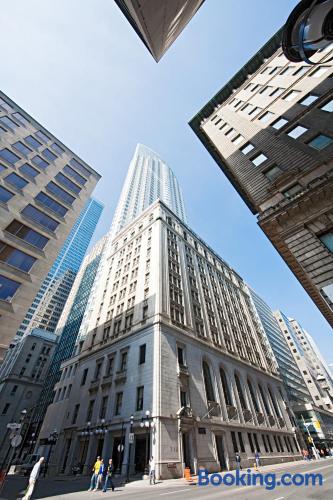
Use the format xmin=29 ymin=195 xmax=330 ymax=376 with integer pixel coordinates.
xmin=1 ymin=458 xmax=332 ymax=500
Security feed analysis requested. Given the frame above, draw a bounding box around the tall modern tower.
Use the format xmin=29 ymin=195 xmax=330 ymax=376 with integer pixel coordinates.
xmin=15 ymin=197 xmax=104 ymax=339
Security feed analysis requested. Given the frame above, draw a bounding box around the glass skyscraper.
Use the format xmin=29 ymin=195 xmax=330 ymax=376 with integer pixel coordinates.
xmin=16 ymin=197 xmax=104 ymax=338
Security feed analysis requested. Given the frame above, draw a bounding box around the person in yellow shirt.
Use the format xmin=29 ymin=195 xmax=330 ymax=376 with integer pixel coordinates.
xmin=88 ymin=456 xmax=101 ymax=491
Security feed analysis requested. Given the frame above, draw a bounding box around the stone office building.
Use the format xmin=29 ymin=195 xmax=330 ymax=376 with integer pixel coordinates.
xmin=40 ymin=201 xmax=300 ymax=479
xmin=190 ymin=32 xmax=333 ymax=327
xmin=0 ymin=91 xmax=101 ymax=360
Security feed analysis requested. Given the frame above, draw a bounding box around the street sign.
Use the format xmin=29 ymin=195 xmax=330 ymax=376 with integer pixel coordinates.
xmin=129 ymin=433 xmax=134 ymax=444
xmin=11 ymin=434 xmax=22 ymax=448
xmin=7 ymin=423 xmax=21 ymax=430
xmin=117 ymin=444 xmax=124 ymax=452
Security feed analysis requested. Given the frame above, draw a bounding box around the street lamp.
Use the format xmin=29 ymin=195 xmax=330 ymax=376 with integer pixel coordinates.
xmin=126 ymin=415 xmax=134 ymax=482
xmin=44 ymin=429 xmax=58 ymax=477
xmin=140 ymin=410 xmax=154 ymax=476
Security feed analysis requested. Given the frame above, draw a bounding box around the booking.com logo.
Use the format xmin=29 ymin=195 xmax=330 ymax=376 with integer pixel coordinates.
xmin=198 ymin=469 xmax=323 ymax=490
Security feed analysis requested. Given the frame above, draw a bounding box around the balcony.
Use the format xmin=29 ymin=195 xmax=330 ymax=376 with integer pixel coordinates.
xmin=226 ymin=405 xmax=238 ymax=420
xmin=243 ymin=409 xmax=253 ymax=422
xmin=89 ymin=379 xmax=100 ymax=393
xmin=114 ymin=369 xmax=127 ymax=384
xmin=178 ymin=364 xmax=189 ymax=377
xmin=207 ymin=400 xmax=221 ymax=418
xmin=268 ymin=414 xmax=276 ymax=427
xmin=101 ymin=374 xmax=113 ymax=389
xmin=278 ymin=417 xmax=286 ymax=428
xmin=256 ymin=412 xmax=265 ymax=425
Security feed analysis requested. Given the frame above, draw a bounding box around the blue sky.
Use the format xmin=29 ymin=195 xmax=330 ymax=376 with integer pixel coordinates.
xmin=2 ymin=0 xmax=332 ymax=363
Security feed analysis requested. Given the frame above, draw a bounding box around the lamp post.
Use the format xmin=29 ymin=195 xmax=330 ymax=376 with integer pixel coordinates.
xmin=79 ymin=422 xmax=91 ymax=473
xmin=28 ymin=433 xmax=37 ymax=456
xmin=140 ymin=410 xmax=154 ymax=476
xmin=126 ymin=415 xmax=134 ymax=482
xmin=0 ymin=408 xmax=27 ymax=492
xmin=44 ymin=429 xmax=58 ymax=477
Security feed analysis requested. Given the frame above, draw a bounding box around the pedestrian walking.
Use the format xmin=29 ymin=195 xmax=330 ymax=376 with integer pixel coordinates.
xmin=235 ymin=453 xmax=242 ymax=470
xmin=149 ymin=456 xmax=156 ymax=485
xmin=22 ymin=457 xmax=45 ymax=500
xmin=94 ymin=458 xmax=105 ymax=490
xmin=255 ymin=451 xmax=260 ymax=469
xmin=88 ymin=456 xmax=101 ymax=491
xmin=103 ymin=458 xmax=115 ymax=492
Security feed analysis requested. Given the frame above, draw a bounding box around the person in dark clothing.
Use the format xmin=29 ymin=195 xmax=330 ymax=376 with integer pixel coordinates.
xmin=103 ymin=458 xmax=115 ymax=492
xmin=235 ymin=453 xmax=242 ymax=470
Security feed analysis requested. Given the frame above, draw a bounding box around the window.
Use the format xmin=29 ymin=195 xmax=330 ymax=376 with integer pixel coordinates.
xmin=287 ymin=125 xmax=308 ymax=139
xmin=10 ymin=385 xmax=18 ymax=395
xmin=69 ymin=158 xmax=91 ymax=178
xmin=63 ymin=165 xmax=87 ymax=185
xmin=136 ymin=386 xmax=144 ymax=411
xmin=258 ymin=111 xmax=274 ymax=123
xmin=25 ymin=136 xmax=42 ymax=150
xmin=251 ymin=153 xmax=268 ymax=166
xmin=46 ymin=182 xmax=75 ymax=205
xmin=225 ymin=128 xmax=236 ymax=138
xmin=31 ymin=155 xmax=49 ymax=169
xmin=280 ymin=66 xmax=295 ymax=76
xmin=42 ymin=148 xmax=57 ymax=161
xmin=240 ymin=143 xmax=254 ymax=155
xmin=293 ymin=66 xmax=309 ymax=76
xmin=248 ymin=433 xmax=255 ymax=453
xmin=0 ymin=274 xmax=20 ymax=301
xmin=283 ymin=90 xmax=301 ymax=101
xmin=51 ymin=143 xmax=64 ymax=155
xmin=0 ymin=243 xmax=36 ymax=272
xmin=105 ymin=356 xmax=114 ymax=376
xmin=81 ymin=368 xmax=88 ymax=385
xmin=272 ymin=117 xmax=288 ymax=129
xmin=86 ymin=400 xmax=95 ymax=421
xmin=120 ymin=351 xmax=128 ymax=371
xmin=0 ymin=116 xmax=18 ymax=130
xmin=231 ymin=431 xmax=238 ymax=452
xmin=55 ymin=173 xmax=81 ymax=194
xmin=12 ymin=112 xmax=30 ymax=126
xmin=202 ymin=361 xmax=215 ymax=402
xmin=35 ymin=130 xmax=50 ymax=143
xmin=264 ymin=165 xmax=282 ymax=181
xmin=220 ymin=368 xmax=233 ymax=406
xmin=299 ymin=94 xmax=319 ymax=106
xmin=320 ymin=99 xmax=333 ymax=112
xmin=21 ymin=205 xmax=59 ymax=231
xmin=180 ymin=390 xmax=187 ymax=407
xmin=72 ymin=404 xmax=80 ymax=424
xmin=253 ymin=433 xmax=261 ymax=452
xmin=100 ymin=396 xmax=108 ymax=419
xmin=0 ymin=98 xmax=13 ymax=111
xmin=177 ymin=346 xmax=185 ymax=366
xmin=35 ymin=192 xmax=68 ymax=216
xmin=0 ymin=185 xmax=15 ymax=203
xmin=238 ymin=432 xmax=245 ymax=453
xmin=235 ymin=373 xmax=247 ymax=410
xmin=115 ymin=392 xmax=123 ymax=415
xmin=308 ymin=134 xmax=333 ymax=150
xmin=270 ymin=87 xmax=285 ymax=98
xmin=310 ymin=66 xmax=329 ymax=78
xmin=19 ymin=163 xmax=39 ymax=179
xmin=139 ymin=344 xmax=146 ymax=364
xmin=0 ymin=148 xmax=20 ymax=164
xmin=283 ymin=184 xmax=303 ymax=198
xmin=232 ymin=134 xmax=244 ymax=145
xmin=2 ymin=403 xmax=10 ymax=415
xmin=13 ymin=141 xmax=32 ymax=156
xmin=320 ymin=231 xmax=333 ymax=253
xmin=5 ymin=220 xmax=48 ymax=249
xmin=5 ymin=173 xmax=28 ymax=190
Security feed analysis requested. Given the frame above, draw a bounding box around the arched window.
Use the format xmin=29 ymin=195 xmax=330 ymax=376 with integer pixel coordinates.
xmin=234 ymin=373 xmax=247 ymax=410
xmin=258 ymin=384 xmax=270 ymax=414
xmin=247 ymin=379 xmax=259 ymax=412
xmin=220 ymin=367 xmax=233 ymax=406
xmin=202 ymin=361 xmax=215 ymax=402
xmin=268 ymin=387 xmax=281 ymax=417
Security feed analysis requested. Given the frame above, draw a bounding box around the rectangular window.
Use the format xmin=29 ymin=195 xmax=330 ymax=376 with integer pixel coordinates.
xmin=310 ymin=66 xmax=329 ymax=78
xmin=240 ymin=143 xmax=254 ymax=155
xmin=42 ymin=148 xmax=57 ymax=162
xmin=231 ymin=431 xmax=239 ymax=452
xmin=55 ymin=173 xmax=81 ymax=194
xmin=283 ymin=184 xmax=302 ymax=198
xmin=270 ymin=87 xmax=285 ymax=98
xmin=13 ymin=141 xmax=32 ymax=156
xmin=31 ymin=155 xmax=49 ymax=169
xmin=258 ymin=111 xmax=274 ymax=123
xmin=69 ymin=158 xmax=91 ymax=178
xmin=264 ymin=165 xmax=282 ymax=181
xmin=12 ymin=112 xmax=30 ymax=126
xmin=0 ymin=185 xmax=15 ymax=203
xmin=272 ymin=117 xmax=288 ymax=129
xmin=2 ymin=403 xmax=10 ymax=415
xmin=280 ymin=66 xmax=295 ymax=76
xmin=0 ymin=148 xmax=21 ymax=164
xmin=5 ymin=173 xmax=28 ymax=190
xmin=81 ymin=368 xmax=88 ymax=386
xmin=100 ymin=396 xmax=108 ymax=419
xmin=231 ymin=134 xmax=244 ymax=145
xmin=283 ymin=90 xmax=301 ymax=101
xmin=51 ymin=143 xmax=65 ymax=155
xmin=35 ymin=192 xmax=68 ymax=216
xmin=120 ymin=351 xmax=128 ymax=371
xmin=0 ymin=116 xmax=18 ymax=130
xmin=253 ymin=433 xmax=261 ymax=452
xmin=177 ymin=346 xmax=185 ymax=365
xmin=251 ymin=153 xmax=268 ymax=166
xmin=248 ymin=433 xmax=255 ymax=453
xmin=46 ymin=182 xmax=75 ymax=205
xmin=25 ymin=136 xmax=42 ymax=150
xmin=19 ymin=163 xmax=39 ymax=179
xmin=0 ymin=274 xmax=20 ymax=301
xmin=115 ymin=392 xmax=123 ymax=415
xmin=5 ymin=220 xmax=49 ymax=249
xmin=299 ymin=94 xmax=319 ymax=106
xmin=22 ymin=205 xmax=59 ymax=231
xmin=0 ymin=97 xmax=13 ymax=112
xmin=238 ymin=432 xmax=245 ymax=453
xmin=287 ymin=125 xmax=308 ymax=139
xmin=320 ymin=98 xmax=333 ymax=112
xmin=293 ymin=66 xmax=309 ymax=76
xmin=225 ymin=128 xmax=236 ymax=138
xmin=86 ymin=399 xmax=95 ymax=421
xmin=72 ymin=404 xmax=80 ymax=424
xmin=35 ymin=130 xmax=50 ymax=143
xmin=63 ymin=165 xmax=87 ymax=185
xmin=136 ymin=386 xmax=144 ymax=411
xmin=267 ymin=435 xmax=273 ymax=452
xmin=139 ymin=344 xmax=146 ymax=364
xmin=0 ymin=243 xmax=36 ymax=272
xmin=319 ymin=231 xmax=333 ymax=253
xmin=262 ymin=434 xmax=269 ymax=452
xmin=308 ymin=134 xmax=333 ymax=150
